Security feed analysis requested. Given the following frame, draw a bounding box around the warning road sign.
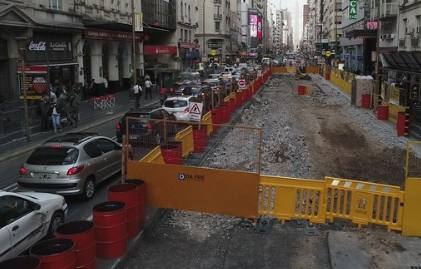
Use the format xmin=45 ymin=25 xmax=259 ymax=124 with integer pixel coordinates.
xmin=238 ymin=79 xmax=246 ymax=89
xmin=188 ymin=102 xmax=203 ymax=122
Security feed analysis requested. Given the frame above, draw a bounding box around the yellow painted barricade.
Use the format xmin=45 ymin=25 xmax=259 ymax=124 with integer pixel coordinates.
xmin=201 ymin=111 xmax=213 ymax=136
xmin=139 ymin=146 xmax=165 ymax=164
xmin=175 ymin=126 xmax=194 ymax=158
xmin=325 ymin=177 xmax=404 ymax=231
xmin=259 ymin=176 xmax=326 ymax=224
xmin=286 ymin=67 xmax=296 ymax=74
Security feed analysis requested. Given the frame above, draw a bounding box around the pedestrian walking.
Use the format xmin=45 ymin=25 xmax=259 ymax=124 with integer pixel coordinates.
xmin=39 ymin=95 xmax=51 ymax=131
xmin=51 ymin=102 xmax=62 ymax=133
xmin=69 ymin=90 xmax=81 ymax=127
xmin=132 ymin=81 xmax=142 ymax=108
xmin=144 ymin=78 xmax=153 ymax=100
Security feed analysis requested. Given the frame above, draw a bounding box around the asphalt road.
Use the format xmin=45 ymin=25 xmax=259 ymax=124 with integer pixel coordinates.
xmin=0 ymin=117 xmax=122 ymax=221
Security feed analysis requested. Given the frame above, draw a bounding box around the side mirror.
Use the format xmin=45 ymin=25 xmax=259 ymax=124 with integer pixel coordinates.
xmin=115 ymin=144 xmax=122 ymax=151
xmin=32 ymin=203 xmax=41 ymax=211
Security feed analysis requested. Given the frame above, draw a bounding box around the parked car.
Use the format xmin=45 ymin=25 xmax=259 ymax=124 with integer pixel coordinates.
xmin=18 ymin=133 xmax=121 ymax=200
xmin=0 ymin=190 xmax=68 ymax=262
xmin=116 ymin=108 xmax=177 ymax=144
xmin=162 ymin=96 xmax=201 ymax=121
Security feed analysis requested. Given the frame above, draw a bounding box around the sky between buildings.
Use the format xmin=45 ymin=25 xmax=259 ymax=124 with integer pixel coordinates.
xmin=270 ymin=0 xmax=304 ymax=49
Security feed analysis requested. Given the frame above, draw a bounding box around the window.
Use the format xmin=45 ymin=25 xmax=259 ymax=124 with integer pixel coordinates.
xmin=180 ymin=29 xmax=183 ymax=41
xmin=417 ymin=15 xmax=421 ymax=30
xmin=181 ymin=1 xmax=183 ymax=20
xmin=188 ymin=5 xmax=191 ymax=21
xmin=27 ymin=147 xmax=79 ymax=165
xmin=49 ymin=0 xmax=62 ymax=10
xmin=185 ymin=30 xmax=188 ymax=41
xmin=403 ymin=18 xmax=408 ymax=34
xmin=189 ymin=30 xmax=192 ymax=42
xmin=215 ymin=21 xmax=221 ymax=32
xmin=95 ymin=139 xmax=118 ymax=153
xmin=0 ymin=196 xmax=33 ymax=228
xmin=163 ymin=100 xmax=188 ymax=108
xmin=84 ymin=142 xmax=103 ymax=158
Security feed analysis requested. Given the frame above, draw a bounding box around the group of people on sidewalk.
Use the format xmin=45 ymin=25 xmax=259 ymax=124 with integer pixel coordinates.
xmin=132 ymin=76 xmax=154 ymax=109
xmin=39 ymin=86 xmax=81 ymax=133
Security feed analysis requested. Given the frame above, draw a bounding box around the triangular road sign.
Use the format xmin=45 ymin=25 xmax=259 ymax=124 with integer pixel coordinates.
xmin=190 ymin=103 xmax=201 ymax=114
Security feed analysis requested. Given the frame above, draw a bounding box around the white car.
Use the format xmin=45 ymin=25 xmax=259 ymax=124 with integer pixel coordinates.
xmin=162 ymin=96 xmax=197 ymax=121
xmin=0 ymin=191 xmax=67 ymax=262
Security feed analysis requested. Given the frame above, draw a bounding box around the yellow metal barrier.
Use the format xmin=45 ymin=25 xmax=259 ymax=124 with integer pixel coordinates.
xmin=175 ymin=126 xmax=194 ymax=158
xmin=259 ymin=176 xmax=326 ymax=224
xmin=331 ymin=69 xmax=352 ymax=95
xmin=139 ymin=146 xmax=165 ymax=164
xmin=202 ymin=111 xmax=213 ymax=136
xmin=286 ymin=67 xmax=296 ymax=74
xmin=389 ymin=103 xmax=406 ymax=124
xmin=325 ymin=177 xmax=403 ymax=231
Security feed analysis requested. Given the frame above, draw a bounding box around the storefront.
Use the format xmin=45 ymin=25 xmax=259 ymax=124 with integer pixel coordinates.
xmin=23 ymin=31 xmax=77 ymax=97
xmin=178 ymin=42 xmax=200 ymax=70
xmin=144 ymin=45 xmax=178 ymax=83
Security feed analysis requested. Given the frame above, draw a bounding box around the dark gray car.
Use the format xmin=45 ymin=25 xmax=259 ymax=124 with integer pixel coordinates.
xmin=18 ymin=133 xmax=122 ymax=200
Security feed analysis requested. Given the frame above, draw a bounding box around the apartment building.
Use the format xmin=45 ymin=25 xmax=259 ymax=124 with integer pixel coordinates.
xmin=196 ymin=0 xmax=232 ymax=61
xmin=322 ymin=0 xmax=342 ymax=51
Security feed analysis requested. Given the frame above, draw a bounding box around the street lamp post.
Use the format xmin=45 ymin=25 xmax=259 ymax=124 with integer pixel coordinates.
xmin=132 ymin=0 xmax=137 ymax=85
xmin=202 ymin=0 xmax=206 ymax=60
xmin=16 ymin=37 xmax=31 ymax=142
xmin=374 ymin=0 xmax=381 ymax=109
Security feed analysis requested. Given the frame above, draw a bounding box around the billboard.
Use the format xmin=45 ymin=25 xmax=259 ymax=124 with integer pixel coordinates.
xmin=257 ymin=15 xmax=263 ymax=42
xmin=249 ymin=14 xmax=258 ymax=37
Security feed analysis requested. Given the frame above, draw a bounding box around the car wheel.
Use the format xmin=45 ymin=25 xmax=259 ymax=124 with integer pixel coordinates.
xmin=82 ymin=177 xmax=95 ymax=200
xmin=48 ymin=211 xmax=64 ymax=236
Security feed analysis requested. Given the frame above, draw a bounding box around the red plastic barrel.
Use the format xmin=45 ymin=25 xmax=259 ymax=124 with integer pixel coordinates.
xmin=160 ymin=143 xmax=183 ymax=165
xmin=298 ymin=85 xmax=306 ymax=95
xmin=377 ymin=105 xmax=389 ymax=120
xmin=212 ymin=108 xmax=221 ymax=133
xmin=0 ymin=256 xmax=41 ymax=269
xmin=193 ymin=126 xmax=208 ymax=153
xmin=30 ymin=239 xmax=76 ymax=269
xmin=361 ymin=94 xmax=371 ymax=108
xmin=93 ymin=201 xmax=127 ymax=259
xmin=125 ymin=179 xmax=146 ymax=225
xmin=55 ymin=221 xmax=96 ymax=269
xmin=397 ymin=112 xmax=407 ymax=136
xmin=108 ymin=184 xmax=140 ymax=239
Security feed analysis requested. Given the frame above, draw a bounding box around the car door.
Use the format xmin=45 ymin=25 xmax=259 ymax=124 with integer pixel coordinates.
xmin=83 ymin=141 xmax=105 ymax=182
xmin=95 ymin=138 xmax=121 ymax=179
xmin=0 ymin=200 xmax=13 ymax=262
xmin=0 ymin=195 xmax=45 ymax=260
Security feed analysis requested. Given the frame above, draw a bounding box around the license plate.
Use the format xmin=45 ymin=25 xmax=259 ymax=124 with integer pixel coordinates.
xmin=37 ymin=173 xmax=52 ymax=180
xmin=129 ymin=135 xmax=139 ymax=140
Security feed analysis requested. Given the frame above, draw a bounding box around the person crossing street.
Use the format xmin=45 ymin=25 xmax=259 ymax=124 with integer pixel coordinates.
xmin=144 ymin=77 xmax=153 ymax=100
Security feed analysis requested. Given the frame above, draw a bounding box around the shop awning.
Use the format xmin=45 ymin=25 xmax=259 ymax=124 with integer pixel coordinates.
xmin=144 ymin=45 xmax=177 ymax=55
xmin=381 ymin=51 xmax=421 ymax=73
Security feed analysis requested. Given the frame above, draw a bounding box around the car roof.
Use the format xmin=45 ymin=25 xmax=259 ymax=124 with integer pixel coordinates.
xmin=165 ymin=96 xmax=192 ymax=101
xmin=45 ymin=132 xmax=99 ymax=145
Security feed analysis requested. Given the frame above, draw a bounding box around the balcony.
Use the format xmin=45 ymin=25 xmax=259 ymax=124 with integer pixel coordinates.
xmin=214 ymin=14 xmax=222 ymax=20
xmin=380 ymin=3 xmax=398 ymax=18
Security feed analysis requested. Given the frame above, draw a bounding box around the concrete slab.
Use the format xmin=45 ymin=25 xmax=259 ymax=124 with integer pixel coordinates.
xmin=329 ymin=231 xmax=421 ymax=269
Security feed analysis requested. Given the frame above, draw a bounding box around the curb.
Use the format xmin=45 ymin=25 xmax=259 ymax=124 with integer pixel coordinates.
xmin=0 ymin=100 xmax=160 ymax=163
xmin=0 ymin=112 xmax=125 ymax=163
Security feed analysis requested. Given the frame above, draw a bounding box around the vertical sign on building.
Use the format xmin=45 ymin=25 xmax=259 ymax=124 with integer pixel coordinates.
xmin=257 ymin=15 xmax=263 ymax=43
xmin=249 ymin=9 xmax=258 ymax=49
xmin=349 ymin=0 xmax=357 ymax=19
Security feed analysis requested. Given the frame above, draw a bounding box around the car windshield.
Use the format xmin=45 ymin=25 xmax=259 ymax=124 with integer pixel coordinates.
xmin=164 ymin=100 xmax=188 ymax=108
xmin=27 ymin=146 xmax=79 ymax=165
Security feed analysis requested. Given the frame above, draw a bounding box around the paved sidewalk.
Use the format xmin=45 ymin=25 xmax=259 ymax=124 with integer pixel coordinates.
xmin=0 ymin=91 xmax=160 ymax=162
xmin=329 ymin=230 xmax=421 ymax=269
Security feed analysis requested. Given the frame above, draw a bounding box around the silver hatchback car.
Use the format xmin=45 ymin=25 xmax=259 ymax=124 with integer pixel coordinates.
xmin=18 ymin=133 xmax=122 ymax=200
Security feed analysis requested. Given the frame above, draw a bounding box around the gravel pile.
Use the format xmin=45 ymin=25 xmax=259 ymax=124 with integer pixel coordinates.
xmin=168 ymin=210 xmax=240 ymax=242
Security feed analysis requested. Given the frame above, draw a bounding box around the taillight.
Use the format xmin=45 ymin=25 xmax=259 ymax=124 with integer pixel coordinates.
xmin=67 ymin=165 xmax=85 ymax=176
xmin=116 ymin=122 xmax=121 ymax=130
xmin=19 ymin=166 xmax=28 ymax=176
xmin=147 ymin=122 xmax=153 ymax=131
xmin=184 ymin=107 xmax=190 ymax=113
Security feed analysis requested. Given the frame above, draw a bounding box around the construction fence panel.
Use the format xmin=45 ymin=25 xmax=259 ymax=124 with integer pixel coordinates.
xmin=259 ymin=176 xmax=326 ymax=224
xmin=325 ymin=177 xmax=404 ymax=231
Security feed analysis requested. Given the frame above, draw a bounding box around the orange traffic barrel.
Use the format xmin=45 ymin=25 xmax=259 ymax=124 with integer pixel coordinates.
xmin=125 ymin=179 xmax=146 ymax=225
xmin=361 ymin=94 xmax=371 ymax=109
xmin=0 ymin=256 xmax=40 ymax=269
xmin=30 ymin=238 xmax=76 ymax=269
xmin=160 ymin=143 xmax=183 ymax=165
xmin=93 ymin=201 xmax=128 ymax=259
xmin=377 ymin=105 xmax=389 ymax=120
xmin=193 ymin=126 xmax=208 ymax=153
xmin=297 ymin=85 xmax=306 ymax=95
xmin=56 ymin=221 xmax=96 ymax=269
xmin=108 ymin=184 xmax=140 ymax=239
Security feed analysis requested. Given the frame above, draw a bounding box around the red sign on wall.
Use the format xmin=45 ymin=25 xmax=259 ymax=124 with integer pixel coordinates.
xmin=367 ymin=20 xmax=379 ymax=30
xmin=144 ymin=45 xmax=177 ymax=55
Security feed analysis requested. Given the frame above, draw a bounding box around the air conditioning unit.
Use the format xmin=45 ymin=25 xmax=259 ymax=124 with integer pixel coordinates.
xmin=381 ymin=34 xmax=387 ymax=40
xmin=390 ymin=34 xmax=395 ymax=39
